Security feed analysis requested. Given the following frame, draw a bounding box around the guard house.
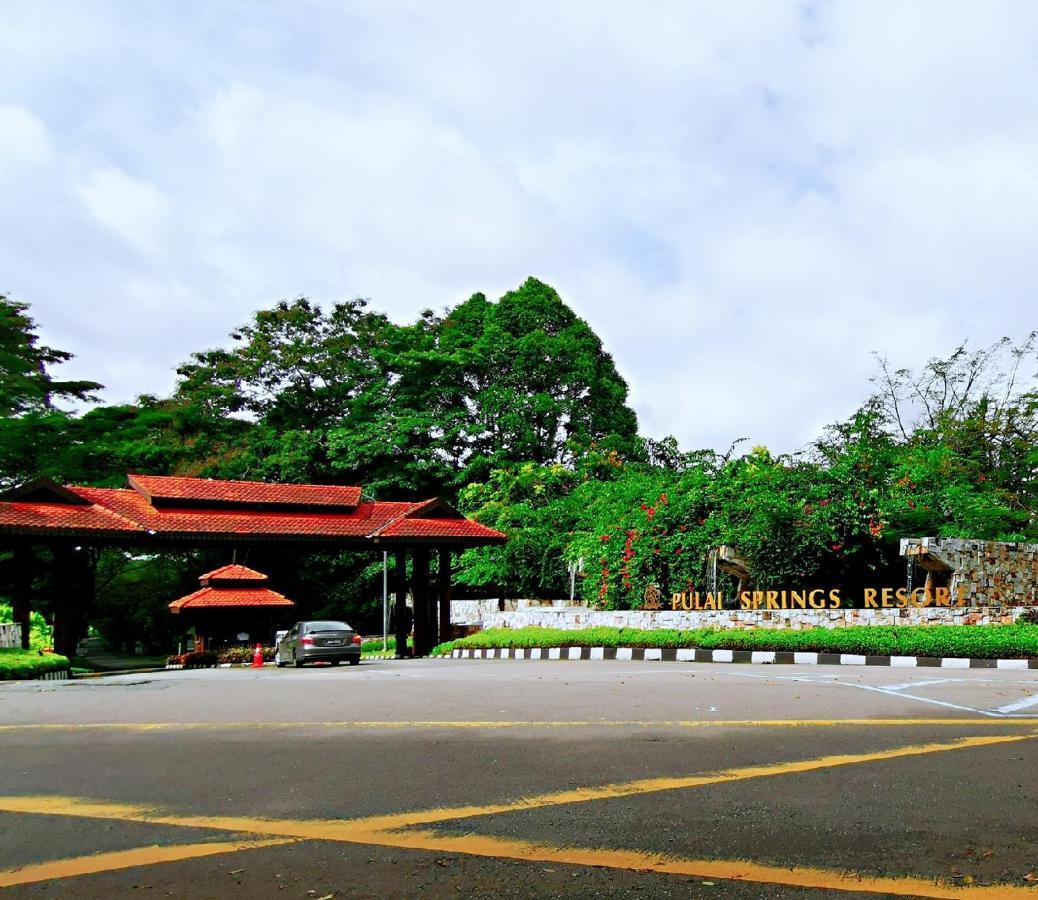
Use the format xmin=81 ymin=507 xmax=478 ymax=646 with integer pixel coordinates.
xmin=0 ymin=474 xmax=507 ymax=656
xmin=169 ymin=564 xmax=295 ymax=650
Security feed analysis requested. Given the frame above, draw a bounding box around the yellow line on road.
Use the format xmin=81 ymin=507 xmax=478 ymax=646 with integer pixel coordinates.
xmin=0 ymin=839 xmax=295 ymax=888
xmin=0 ymin=733 xmax=1034 ymax=893
xmin=345 ymin=732 xmax=1038 ymax=830
xmin=1 ymin=733 xmax=1032 ymax=839
xmin=5 ymin=718 xmax=1038 ymax=731
xmin=361 ymin=828 xmax=1038 ymax=899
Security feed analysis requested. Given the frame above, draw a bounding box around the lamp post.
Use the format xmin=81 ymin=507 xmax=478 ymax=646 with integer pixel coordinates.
xmin=382 ymin=551 xmax=388 ymax=652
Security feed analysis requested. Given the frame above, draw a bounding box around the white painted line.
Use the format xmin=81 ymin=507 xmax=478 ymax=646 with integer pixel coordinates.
xmin=883 ymin=679 xmax=955 ymax=692
xmin=615 ymin=648 xmax=633 ymax=661
xmin=889 ymin=656 xmax=918 ymax=667
xmin=500 ymin=648 xmax=511 ymax=659
xmin=567 ymin=647 xmax=582 ymax=660
xmin=644 ymin=648 xmax=662 ymax=661
xmin=793 ymin=652 xmax=818 ymax=665
xmin=840 ymin=654 xmax=867 ymax=666
xmin=713 ymin=649 xmax=733 ymax=663
xmin=514 ymin=648 xmax=526 ymax=659
xmin=462 ymin=650 xmax=471 ymax=658
xmin=751 ymin=651 xmax=775 ymax=664
xmin=993 ymin=694 xmax=1038 ymax=714
xmin=529 ymin=648 xmax=541 ymax=660
xmin=548 ymin=648 xmax=561 ymax=660
xmin=676 ymin=649 xmax=696 ymax=662
xmin=941 ymin=658 xmax=970 ymax=669
xmin=590 ymin=647 xmax=604 ymax=660
xmin=473 ymin=649 xmax=483 ymax=658
xmin=839 ymin=682 xmax=999 ymax=717
xmin=997 ymin=659 xmax=1029 ymax=670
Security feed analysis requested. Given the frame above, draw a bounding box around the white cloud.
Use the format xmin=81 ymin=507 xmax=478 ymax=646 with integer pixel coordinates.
xmin=2 ymin=1 xmax=1037 ymax=453
xmin=75 ymin=166 xmax=169 ymax=256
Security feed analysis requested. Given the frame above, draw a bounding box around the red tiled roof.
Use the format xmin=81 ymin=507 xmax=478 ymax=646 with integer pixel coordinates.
xmin=0 ymin=475 xmax=506 ymax=545
xmin=169 ymin=586 xmax=295 ymax=612
xmin=376 ymin=517 xmax=507 ymax=542
xmin=129 ymin=474 xmax=362 ymax=509
xmin=200 ymin=564 xmax=268 ymax=584
xmin=71 ymin=487 xmax=415 ymax=540
xmin=0 ymin=498 xmax=144 ymax=536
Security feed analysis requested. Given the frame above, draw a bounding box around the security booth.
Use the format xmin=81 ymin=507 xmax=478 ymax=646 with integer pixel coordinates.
xmin=168 ymin=564 xmax=295 ymax=651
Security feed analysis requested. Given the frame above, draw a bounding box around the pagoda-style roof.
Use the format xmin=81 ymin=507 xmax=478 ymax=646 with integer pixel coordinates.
xmin=169 ymin=564 xmax=295 ymax=612
xmin=0 ymin=475 xmax=506 ymax=547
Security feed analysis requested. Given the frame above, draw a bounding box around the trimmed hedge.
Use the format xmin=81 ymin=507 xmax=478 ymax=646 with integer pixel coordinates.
xmin=0 ymin=648 xmax=70 ymax=680
xmin=431 ymin=625 xmax=1038 ymax=660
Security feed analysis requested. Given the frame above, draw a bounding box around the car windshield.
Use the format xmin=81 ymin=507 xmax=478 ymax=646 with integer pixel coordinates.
xmin=305 ymin=621 xmax=351 ymax=632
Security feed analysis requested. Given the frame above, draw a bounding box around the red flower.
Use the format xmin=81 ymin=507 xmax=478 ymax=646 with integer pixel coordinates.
xmin=674 ymin=547 xmax=683 ymax=555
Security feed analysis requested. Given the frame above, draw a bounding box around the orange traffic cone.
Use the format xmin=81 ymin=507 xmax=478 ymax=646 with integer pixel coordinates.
xmin=252 ymin=644 xmax=264 ymax=668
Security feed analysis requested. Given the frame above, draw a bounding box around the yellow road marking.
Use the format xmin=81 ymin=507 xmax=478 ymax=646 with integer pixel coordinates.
xmin=359 ymin=828 xmax=1038 ymax=899
xmin=0 ymin=733 xmax=1034 ymax=894
xmin=0 ymin=839 xmax=295 ymax=888
xmin=0 ymin=733 xmax=1031 ymax=839
xmin=5 ymin=717 xmax=1038 ymax=732
xmin=344 ymin=732 xmax=1038 ymax=830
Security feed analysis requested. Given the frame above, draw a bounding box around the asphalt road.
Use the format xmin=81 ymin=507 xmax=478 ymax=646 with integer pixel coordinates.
xmin=2 ymin=659 xmax=1038 ymax=898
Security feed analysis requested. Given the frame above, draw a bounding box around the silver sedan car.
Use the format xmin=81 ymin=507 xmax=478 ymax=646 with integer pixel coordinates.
xmin=275 ymin=620 xmax=362 ymax=668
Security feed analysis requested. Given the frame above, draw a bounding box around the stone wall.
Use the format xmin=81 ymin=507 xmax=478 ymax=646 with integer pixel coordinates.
xmin=901 ymin=538 xmax=1038 ymax=605
xmin=479 ymin=606 xmax=1025 ymax=631
xmin=450 ymin=598 xmax=579 ymax=624
xmin=0 ymin=622 xmax=22 ymax=648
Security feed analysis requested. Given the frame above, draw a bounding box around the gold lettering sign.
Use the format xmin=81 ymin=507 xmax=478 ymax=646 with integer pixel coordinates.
xmin=669 ymin=588 xmax=970 ymax=610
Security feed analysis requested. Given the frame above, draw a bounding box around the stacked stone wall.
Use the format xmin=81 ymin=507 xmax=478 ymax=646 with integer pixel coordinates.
xmin=479 ymin=606 xmax=1026 ymax=631
xmin=901 ymin=538 xmax=1038 ymax=605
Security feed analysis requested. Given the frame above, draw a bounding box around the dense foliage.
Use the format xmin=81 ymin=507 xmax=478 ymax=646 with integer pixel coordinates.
xmin=0 ymin=282 xmax=1035 ymax=650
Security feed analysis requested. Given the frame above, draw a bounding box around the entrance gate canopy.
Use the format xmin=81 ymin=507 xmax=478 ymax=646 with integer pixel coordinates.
xmin=0 ymin=474 xmax=506 ymax=657
xmin=0 ymin=474 xmax=506 ymax=548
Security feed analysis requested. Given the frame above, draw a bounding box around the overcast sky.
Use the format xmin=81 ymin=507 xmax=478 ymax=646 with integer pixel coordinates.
xmin=2 ymin=1 xmax=1036 ymax=453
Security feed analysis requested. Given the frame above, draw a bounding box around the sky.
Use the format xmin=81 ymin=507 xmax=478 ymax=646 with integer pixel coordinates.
xmin=2 ymin=1 xmax=1037 ymax=454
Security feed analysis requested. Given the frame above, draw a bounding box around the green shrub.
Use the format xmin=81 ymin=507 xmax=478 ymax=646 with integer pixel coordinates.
xmin=432 ymin=624 xmax=1038 ymax=660
xmin=0 ymin=648 xmax=70 ymax=680
xmin=215 ymin=646 xmax=276 ymax=664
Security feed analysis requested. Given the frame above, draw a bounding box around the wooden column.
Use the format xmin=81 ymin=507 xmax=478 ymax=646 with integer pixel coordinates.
xmin=393 ymin=550 xmax=409 ymax=658
xmin=411 ymin=547 xmax=432 ymax=657
xmin=12 ymin=543 xmax=33 ymax=650
xmin=438 ymin=548 xmax=452 ymax=645
xmin=50 ymin=543 xmax=75 ymax=657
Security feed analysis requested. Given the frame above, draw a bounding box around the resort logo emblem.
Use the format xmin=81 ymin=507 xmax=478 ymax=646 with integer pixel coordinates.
xmin=643 ymin=583 xmax=662 ymax=610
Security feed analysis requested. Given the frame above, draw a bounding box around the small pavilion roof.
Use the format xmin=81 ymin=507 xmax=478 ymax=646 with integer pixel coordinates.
xmin=0 ymin=476 xmax=506 ymax=547
xmin=169 ymin=564 xmax=295 ymax=613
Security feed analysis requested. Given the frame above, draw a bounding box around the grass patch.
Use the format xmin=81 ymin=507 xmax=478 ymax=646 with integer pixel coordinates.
xmin=361 ymin=637 xmax=409 ymax=654
xmin=0 ymin=647 xmax=70 ymax=680
xmin=431 ymin=624 xmax=1038 ymax=660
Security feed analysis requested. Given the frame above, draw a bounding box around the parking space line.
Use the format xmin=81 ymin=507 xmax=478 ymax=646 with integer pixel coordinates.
xmin=837 ymin=682 xmax=1000 ymax=716
xmin=994 ymin=694 xmax=1038 ymax=714
xmin=0 ymin=838 xmax=295 ymax=888
xmin=882 ymin=679 xmax=957 ymax=692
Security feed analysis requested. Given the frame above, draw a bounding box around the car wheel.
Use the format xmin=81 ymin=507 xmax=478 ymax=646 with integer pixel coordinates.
xmin=330 ymin=660 xmax=340 ymax=667
xmin=348 ymin=657 xmax=360 ymax=666
xmin=293 ymin=652 xmax=303 ymax=668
